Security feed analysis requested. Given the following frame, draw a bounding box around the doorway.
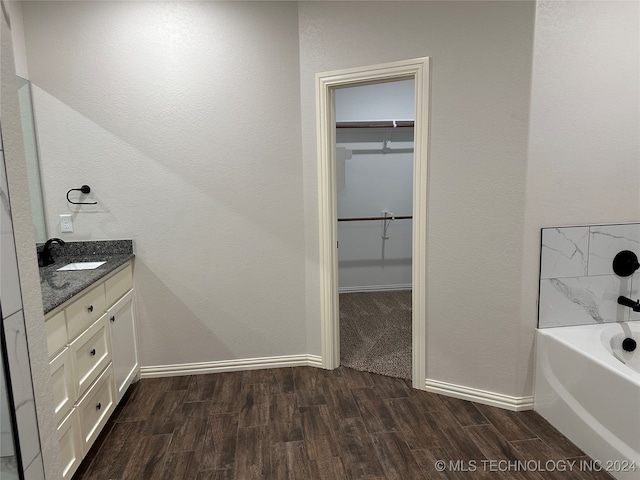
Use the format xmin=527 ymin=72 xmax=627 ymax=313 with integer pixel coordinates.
xmin=315 ymin=58 xmax=430 ymax=390
xmin=336 ymin=80 xmax=414 ymax=380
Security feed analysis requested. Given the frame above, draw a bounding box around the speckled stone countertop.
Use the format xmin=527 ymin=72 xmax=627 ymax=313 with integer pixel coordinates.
xmin=39 ymin=240 xmax=134 ymax=314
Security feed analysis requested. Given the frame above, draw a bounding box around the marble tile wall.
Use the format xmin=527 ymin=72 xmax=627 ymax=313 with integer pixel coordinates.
xmin=538 ymin=223 xmax=640 ymax=328
xmin=1 ymin=130 xmax=45 ymax=478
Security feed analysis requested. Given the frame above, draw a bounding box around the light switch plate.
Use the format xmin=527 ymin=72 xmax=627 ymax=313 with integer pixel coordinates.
xmin=59 ymin=214 xmax=73 ymax=233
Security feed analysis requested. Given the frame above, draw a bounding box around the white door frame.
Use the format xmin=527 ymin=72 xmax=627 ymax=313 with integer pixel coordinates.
xmin=315 ymin=57 xmax=430 ymax=389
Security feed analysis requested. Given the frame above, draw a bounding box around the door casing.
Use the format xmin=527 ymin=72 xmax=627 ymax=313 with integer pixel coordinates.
xmin=315 ymin=57 xmax=430 ymax=389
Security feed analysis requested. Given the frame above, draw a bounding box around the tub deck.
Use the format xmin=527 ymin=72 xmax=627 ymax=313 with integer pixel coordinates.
xmin=535 ymin=322 xmax=640 ymax=480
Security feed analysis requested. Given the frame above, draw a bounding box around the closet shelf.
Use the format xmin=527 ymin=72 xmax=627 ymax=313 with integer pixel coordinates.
xmin=338 ymin=215 xmax=412 ymax=222
xmin=336 ymin=121 xmax=414 ymax=129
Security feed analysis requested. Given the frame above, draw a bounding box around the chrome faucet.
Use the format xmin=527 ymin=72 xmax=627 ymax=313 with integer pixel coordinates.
xmin=39 ymin=238 xmax=66 ymax=267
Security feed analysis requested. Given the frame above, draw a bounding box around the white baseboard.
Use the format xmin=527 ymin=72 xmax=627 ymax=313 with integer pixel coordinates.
xmin=140 ymin=357 xmax=532 ymax=413
xmin=139 ymin=354 xmax=323 ymax=378
xmin=425 ymin=378 xmax=534 ymax=412
xmin=339 ymin=283 xmax=412 ymax=293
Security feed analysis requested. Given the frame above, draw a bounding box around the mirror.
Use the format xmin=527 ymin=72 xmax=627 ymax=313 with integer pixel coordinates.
xmin=16 ymin=77 xmax=47 ymax=243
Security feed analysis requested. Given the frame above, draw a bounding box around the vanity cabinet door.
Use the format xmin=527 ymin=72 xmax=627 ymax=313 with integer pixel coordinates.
xmin=49 ymin=347 xmax=76 ymax=425
xmin=45 ymin=310 xmax=67 ymax=357
xmin=57 ymin=408 xmax=83 ymax=480
xmin=69 ymin=315 xmax=112 ymax=397
xmin=107 ymin=290 xmax=138 ymax=402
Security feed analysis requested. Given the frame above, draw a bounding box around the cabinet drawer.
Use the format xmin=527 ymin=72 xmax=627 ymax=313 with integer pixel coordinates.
xmin=57 ymin=408 xmax=83 ymax=480
xmin=105 ymin=264 xmax=133 ymax=307
xmin=50 ymin=348 xmax=76 ymax=425
xmin=76 ymin=364 xmax=115 ymax=452
xmin=69 ymin=315 xmax=112 ymax=397
xmin=46 ymin=310 xmax=67 ymax=357
xmin=66 ymin=284 xmax=106 ymax=341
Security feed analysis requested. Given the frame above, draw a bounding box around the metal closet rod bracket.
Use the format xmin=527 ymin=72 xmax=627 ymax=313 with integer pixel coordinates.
xmin=66 ymin=185 xmax=97 ymax=205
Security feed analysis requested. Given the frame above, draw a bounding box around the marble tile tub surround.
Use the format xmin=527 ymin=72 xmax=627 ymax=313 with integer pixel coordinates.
xmin=38 ymin=240 xmax=134 ymax=314
xmin=538 ymin=223 xmax=640 ymax=328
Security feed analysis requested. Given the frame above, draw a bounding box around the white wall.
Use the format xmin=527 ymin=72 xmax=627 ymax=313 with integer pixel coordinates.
xmin=335 ymin=80 xmax=414 ymax=290
xmin=22 ymin=1 xmax=306 ymax=368
xmin=299 ymin=1 xmax=536 ymax=397
xmin=517 ymin=0 xmax=640 ymax=390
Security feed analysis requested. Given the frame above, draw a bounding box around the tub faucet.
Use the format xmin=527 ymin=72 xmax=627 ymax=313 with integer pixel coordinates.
xmin=617 ymin=296 xmax=640 ymax=312
xmin=612 ymin=250 xmax=639 ymax=277
xmin=39 ymin=238 xmax=65 ymax=267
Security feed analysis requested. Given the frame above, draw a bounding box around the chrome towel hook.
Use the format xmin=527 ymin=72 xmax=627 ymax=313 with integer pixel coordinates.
xmin=66 ymin=185 xmax=97 ymax=205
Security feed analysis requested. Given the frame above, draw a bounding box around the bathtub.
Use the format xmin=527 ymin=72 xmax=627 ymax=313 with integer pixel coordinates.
xmin=534 ymin=321 xmax=640 ymax=480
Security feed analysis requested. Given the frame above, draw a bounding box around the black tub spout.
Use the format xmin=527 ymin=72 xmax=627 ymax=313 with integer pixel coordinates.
xmin=617 ymin=296 xmax=640 ymax=312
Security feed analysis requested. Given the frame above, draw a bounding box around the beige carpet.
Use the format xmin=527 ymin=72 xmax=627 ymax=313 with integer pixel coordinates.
xmin=339 ymin=290 xmax=412 ymax=380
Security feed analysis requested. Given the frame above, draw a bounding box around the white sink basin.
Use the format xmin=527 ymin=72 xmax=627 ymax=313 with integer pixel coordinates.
xmin=57 ymin=261 xmax=106 ymax=271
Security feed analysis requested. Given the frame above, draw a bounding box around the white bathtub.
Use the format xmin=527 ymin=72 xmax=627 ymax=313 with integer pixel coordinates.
xmin=534 ymin=321 xmax=640 ymax=480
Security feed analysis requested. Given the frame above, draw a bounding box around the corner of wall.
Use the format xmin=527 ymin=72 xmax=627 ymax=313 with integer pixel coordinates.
xmin=1 ymin=8 xmax=60 ymax=479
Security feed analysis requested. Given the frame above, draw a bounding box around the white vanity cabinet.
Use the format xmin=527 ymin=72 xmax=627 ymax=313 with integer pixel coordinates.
xmin=44 ymin=261 xmax=138 ymax=480
xmin=56 ymin=407 xmax=83 ymax=480
xmin=107 ymin=290 xmax=138 ymax=402
xmin=49 ymin=347 xmax=75 ymax=426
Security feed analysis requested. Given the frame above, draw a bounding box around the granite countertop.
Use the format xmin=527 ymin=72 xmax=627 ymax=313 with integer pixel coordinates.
xmin=40 ymin=240 xmax=134 ymax=314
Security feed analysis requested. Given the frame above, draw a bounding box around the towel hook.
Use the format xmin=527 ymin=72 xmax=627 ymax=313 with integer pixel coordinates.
xmin=66 ymin=185 xmax=97 ymax=205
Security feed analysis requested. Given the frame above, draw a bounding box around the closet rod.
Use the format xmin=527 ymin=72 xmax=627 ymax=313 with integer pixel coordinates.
xmin=336 ymin=121 xmax=414 ymax=129
xmin=348 ymin=148 xmax=414 ymax=154
xmin=338 ymin=215 xmax=413 ymax=222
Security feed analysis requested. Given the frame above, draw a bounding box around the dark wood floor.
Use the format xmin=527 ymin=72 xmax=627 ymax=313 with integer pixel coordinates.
xmin=73 ymin=366 xmax=612 ymax=480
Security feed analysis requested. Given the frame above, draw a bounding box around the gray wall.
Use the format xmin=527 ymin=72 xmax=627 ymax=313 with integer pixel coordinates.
xmin=4 ymin=9 xmax=638 ymax=479
xmin=516 ymin=0 xmax=640 ymax=387
xmin=298 ymin=0 xmax=536 ymax=395
xmin=22 ymin=1 xmax=307 ymax=368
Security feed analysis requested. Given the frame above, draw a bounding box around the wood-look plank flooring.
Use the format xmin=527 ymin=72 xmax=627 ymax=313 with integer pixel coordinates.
xmin=72 ymin=367 xmax=612 ymax=480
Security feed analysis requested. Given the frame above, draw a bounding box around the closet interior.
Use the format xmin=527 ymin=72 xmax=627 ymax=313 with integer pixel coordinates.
xmin=335 ymin=79 xmax=415 ymax=380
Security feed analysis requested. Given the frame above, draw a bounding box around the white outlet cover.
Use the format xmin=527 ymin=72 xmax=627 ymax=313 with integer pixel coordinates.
xmin=59 ymin=214 xmax=73 ymax=233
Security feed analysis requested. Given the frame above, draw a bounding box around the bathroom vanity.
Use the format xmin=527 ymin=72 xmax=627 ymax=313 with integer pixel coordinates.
xmin=39 ymin=241 xmax=138 ymax=480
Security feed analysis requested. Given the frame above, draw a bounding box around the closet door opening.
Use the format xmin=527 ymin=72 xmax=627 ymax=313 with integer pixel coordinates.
xmin=336 ymin=80 xmax=415 ymax=380
xmin=316 ymin=57 xmax=430 ymax=390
